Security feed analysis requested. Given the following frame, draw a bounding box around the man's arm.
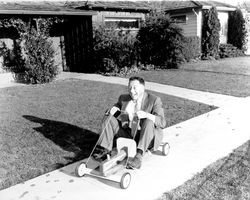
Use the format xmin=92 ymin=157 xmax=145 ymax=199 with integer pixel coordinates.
xmin=106 ymin=95 xmax=122 ymax=116
xmin=136 ymin=96 xmax=166 ymax=129
xmin=152 ymin=97 xmax=166 ymax=129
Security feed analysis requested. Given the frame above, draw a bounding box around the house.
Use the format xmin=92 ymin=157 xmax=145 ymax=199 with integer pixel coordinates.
xmin=70 ymin=1 xmax=236 ymax=44
xmin=0 ymin=1 xmax=241 ymax=74
xmin=0 ymin=1 xmax=96 ymax=73
xmin=67 ymin=1 xmax=151 ymax=33
xmin=154 ymin=1 xmax=236 ymax=44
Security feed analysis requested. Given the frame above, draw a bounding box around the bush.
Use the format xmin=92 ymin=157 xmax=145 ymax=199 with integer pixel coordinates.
xmin=21 ymin=23 xmax=57 ymax=84
xmin=93 ymin=26 xmax=138 ymax=73
xmin=181 ymin=36 xmax=201 ymax=62
xmin=219 ymin=43 xmax=245 ymax=58
xmin=228 ymin=8 xmax=247 ymax=51
xmin=137 ymin=11 xmax=184 ymax=68
xmin=1 ymin=18 xmax=58 ymax=84
xmin=202 ymin=7 xmax=221 ymax=59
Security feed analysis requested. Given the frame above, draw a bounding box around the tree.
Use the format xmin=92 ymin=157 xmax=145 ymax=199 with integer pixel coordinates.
xmin=0 ymin=18 xmax=58 ymax=84
xmin=228 ymin=8 xmax=247 ymax=51
xmin=137 ymin=11 xmax=184 ymax=68
xmin=202 ymin=7 xmax=221 ymax=59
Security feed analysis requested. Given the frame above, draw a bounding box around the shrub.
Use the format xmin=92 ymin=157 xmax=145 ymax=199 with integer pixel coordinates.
xmin=181 ymin=36 xmax=201 ymax=62
xmin=1 ymin=18 xmax=58 ymax=84
xmin=137 ymin=11 xmax=184 ymax=68
xmin=228 ymin=8 xmax=247 ymax=51
xmin=219 ymin=43 xmax=245 ymax=58
xmin=202 ymin=7 xmax=221 ymax=59
xmin=93 ymin=26 xmax=138 ymax=73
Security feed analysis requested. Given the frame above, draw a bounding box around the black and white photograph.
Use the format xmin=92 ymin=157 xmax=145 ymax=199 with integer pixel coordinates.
xmin=0 ymin=0 xmax=249 ymax=199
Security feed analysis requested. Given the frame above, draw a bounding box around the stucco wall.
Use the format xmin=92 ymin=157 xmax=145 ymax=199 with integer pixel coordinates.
xmin=218 ymin=11 xmax=229 ymax=44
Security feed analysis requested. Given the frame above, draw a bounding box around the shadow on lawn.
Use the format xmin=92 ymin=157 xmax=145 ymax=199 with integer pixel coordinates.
xmin=23 ymin=115 xmax=99 ymax=165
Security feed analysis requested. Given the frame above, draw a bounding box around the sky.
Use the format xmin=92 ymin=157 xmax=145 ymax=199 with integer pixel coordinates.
xmin=218 ymin=0 xmax=247 ymax=6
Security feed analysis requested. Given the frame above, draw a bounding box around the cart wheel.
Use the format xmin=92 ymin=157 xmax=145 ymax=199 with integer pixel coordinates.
xmin=162 ymin=143 xmax=170 ymax=156
xmin=120 ymin=172 xmax=131 ymax=189
xmin=75 ymin=162 xmax=87 ymax=177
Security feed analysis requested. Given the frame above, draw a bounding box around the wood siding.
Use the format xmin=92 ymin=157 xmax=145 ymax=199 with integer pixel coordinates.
xmin=92 ymin=11 xmax=145 ymax=27
xmin=171 ymin=10 xmax=199 ymax=37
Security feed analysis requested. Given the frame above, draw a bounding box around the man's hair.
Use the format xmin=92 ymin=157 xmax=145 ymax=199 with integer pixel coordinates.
xmin=129 ymin=76 xmax=145 ymax=85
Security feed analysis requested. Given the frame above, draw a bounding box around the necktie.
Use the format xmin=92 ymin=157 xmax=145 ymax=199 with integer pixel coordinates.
xmin=135 ymin=100 xmax=140 ymax=113
xmin=131 ymin=100 xmax=140 ymax=137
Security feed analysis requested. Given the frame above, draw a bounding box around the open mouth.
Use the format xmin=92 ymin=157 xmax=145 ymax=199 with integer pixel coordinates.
xmin=131 ymin=94 xmax=138 ymax=99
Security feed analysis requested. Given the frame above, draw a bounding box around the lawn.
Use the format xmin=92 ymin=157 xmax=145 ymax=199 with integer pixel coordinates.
xmin=132 ymin=56 xmax=250 ymax=97
xmin=158 ymin=141 xmax=250 ymax=200
xmin=0 ymin=78 xmax=214 ymax=190
xmin=118 ymin=56 xmax=250 ymax=199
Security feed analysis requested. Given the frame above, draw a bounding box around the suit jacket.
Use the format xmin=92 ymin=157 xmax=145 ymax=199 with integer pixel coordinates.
xmin=114 ymin=92 xmax=166 ymax=150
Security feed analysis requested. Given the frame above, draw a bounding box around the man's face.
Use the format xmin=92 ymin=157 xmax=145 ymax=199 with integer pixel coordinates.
xmin=128 ymin=80 xmax=145 ymax=101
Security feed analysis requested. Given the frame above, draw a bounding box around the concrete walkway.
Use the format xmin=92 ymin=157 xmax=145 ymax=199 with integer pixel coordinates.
xmin=0 ymin=72 xmax=249 ymax=200
xmin=56 ymin=72 xmax=240 ymax=107
xmin=0 ymin=73 xmax=25 ymax=89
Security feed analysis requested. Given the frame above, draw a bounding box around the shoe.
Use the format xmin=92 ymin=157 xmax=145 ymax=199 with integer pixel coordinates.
xmin=127 ymin=153 xmax=142 ymax=169
xmin=92 ymin=145 xmax=110 ymax=162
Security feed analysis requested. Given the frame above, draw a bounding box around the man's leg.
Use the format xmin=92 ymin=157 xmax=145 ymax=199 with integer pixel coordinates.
xmin=97 ymin=115 xmax=120 ymax=151
xmin=137 ymin=119 xmax=155 ymax=155
xmin=93 ymin=115 xmax=132 ymax=161
xmin=128 ymin=119 xmax=155 ymax=169
xmin=98 ymin=115 xmax=132 ymax=151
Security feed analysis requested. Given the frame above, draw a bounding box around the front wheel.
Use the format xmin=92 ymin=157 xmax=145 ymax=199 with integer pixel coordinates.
xmin=120 ymin=172 xmax=131 ymax=189
xmin=75 ymin=162 xmax=87 ymax=177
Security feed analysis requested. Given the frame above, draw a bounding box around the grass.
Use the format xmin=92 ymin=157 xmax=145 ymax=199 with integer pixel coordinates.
xmin=118 ymin=56 xmax=250 ymax=199
xmin=0 ymin=78 xmax=214 ymax=190
xmin=1 ymin=56 xmax=249 ymax=198
xmin=157 ymin=141 xmax=250 ymax=200
xmin=132 ymin=56 xmax=250 ymax=97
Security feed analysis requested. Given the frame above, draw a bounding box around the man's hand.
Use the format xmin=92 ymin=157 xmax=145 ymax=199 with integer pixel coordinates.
xmin=136 ymin=111 xmax=148 ymax=119
xmin=136 ymin=111 xmax=156 ymax=122
xmin=110 ymin=106 xmax=120 ymax=116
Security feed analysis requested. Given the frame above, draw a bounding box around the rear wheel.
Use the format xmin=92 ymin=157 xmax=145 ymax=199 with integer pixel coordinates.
xmin=120 ymin=172 xmax=131 ymax=189
xmin=162 ymin=143 xmax=170 ymax=156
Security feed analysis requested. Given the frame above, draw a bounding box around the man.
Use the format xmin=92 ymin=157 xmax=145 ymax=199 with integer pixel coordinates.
xmin=93 ymin=76 xmax=166 ymax=169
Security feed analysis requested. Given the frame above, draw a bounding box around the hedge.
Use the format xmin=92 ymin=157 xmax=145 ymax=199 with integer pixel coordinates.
xmin=181 ymin=36 xmax=201 ymax=62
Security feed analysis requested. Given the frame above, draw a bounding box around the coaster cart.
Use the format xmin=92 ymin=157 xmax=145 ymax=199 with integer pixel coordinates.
xmin=76 ymin=137 xmax=136 ymax=189
xmin=75 ymin=116 xmax=170 ymax=189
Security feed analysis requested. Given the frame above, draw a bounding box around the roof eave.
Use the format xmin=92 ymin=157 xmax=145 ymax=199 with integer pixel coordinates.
xmin=202 ymin=6 xmax=236 ymax=11
xmin=164 ymin=6 xmax=202 ymax=13
xmin=0 ymin=10 xmax=97 ymax=16
xmin=77 ymin=6 xmax=151 ymax=13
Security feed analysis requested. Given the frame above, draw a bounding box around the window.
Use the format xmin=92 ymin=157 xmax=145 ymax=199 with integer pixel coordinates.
xmin=104 ymin=18 xmax=140 ymax=29
xmin=171 ymin=15 xmax=187 ymax=23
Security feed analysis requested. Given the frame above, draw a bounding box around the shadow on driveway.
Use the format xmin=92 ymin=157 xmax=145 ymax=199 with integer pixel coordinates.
xmin=23 ymin=115 xmax=99 ymax=166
